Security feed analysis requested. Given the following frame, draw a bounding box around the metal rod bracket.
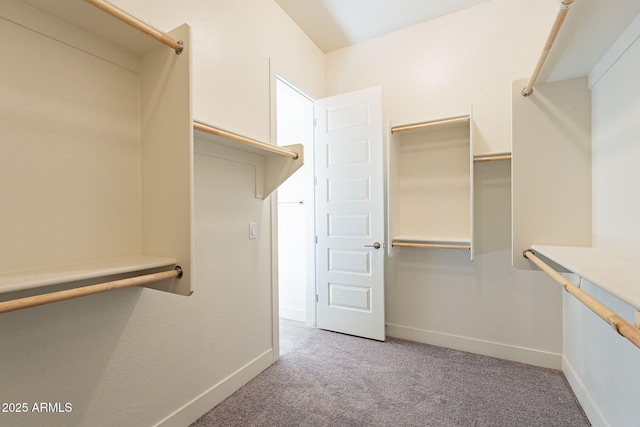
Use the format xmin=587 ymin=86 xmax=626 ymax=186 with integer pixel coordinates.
xmin=175 ymin=265 xmax=184 ymax=279
xmin=560 ymin=0 xmax=574 ymax=9
xmin=175 ymin=41 xmax=184 ymax=55
xmin=607 ymin=317 xmax=623 ymax=336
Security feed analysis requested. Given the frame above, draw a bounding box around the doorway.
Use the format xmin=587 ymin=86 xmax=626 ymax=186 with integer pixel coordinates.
xmin=276 ymin=77 xmax=316 ymax=346
xmin=275 ymin=79 xmax=386 ymax=349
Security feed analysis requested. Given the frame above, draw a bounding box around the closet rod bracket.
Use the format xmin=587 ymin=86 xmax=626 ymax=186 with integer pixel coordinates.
xmin=175 ymin=265 xmax=184 ymax=279
xmin=560 ymin=0 xmax=574 ymax=8
xmin=175 ymin=41 xmax=184 ymax=55
xmin=607 ymin=317 xmax=622 ymax=336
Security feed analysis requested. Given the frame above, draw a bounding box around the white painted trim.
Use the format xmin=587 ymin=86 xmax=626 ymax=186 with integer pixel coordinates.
xmin=386 ymin=323 xmax=562 ymax=369
xmin=271 ymin=197 xmax=281 ymax=361
xmin=562 ymin=356 xmax=608 ymax=427
xmin=589 ymin=13 xmax=640 ymax=89
xmin=155 ymin=349 xmax=275 ymax=427
xmin=279 ymin=306 xmax=306 ymax=322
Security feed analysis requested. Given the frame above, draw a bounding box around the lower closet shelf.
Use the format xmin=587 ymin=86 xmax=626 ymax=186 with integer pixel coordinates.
xmin=531 ymin=245 xmax=640 ymax=311
xmin=0 ymin=255 xmax=177 ymax=294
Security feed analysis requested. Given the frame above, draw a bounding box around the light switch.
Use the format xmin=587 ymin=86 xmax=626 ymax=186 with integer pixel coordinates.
xmin=249 ymin=222 xmax=257 ymax=240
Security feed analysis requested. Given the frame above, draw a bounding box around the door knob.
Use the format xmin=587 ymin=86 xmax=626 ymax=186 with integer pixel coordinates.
xmin=365 ymin=242 xmax=381 ymax=249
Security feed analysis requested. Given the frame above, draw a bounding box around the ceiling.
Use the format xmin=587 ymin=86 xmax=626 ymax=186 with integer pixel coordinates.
xmin=274 ymin=0 xmax=492 ymax=53
xmin=275 ymin=0 xmax=640 ymax=83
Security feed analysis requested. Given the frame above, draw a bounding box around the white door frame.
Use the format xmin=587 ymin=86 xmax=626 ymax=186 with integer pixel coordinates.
xmin=274 ymin=75 xmax=317 ymax=326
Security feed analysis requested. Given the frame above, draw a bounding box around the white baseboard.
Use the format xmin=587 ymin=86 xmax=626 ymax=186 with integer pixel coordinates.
xmin=386 ymin=323 xmax=562 ymax=369
xmin=155 ymin=348 xmax=275 ymax=427
xmin=279 ymin=307 xmax=305 ymax=322
xmin=562 ymin=356 xmax=608 ymax=427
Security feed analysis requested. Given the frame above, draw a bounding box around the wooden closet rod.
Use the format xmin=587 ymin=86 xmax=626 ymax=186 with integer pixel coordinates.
xmin=84 ymin=0 xmax=183 ymax=54
xmin=523 ymin=250 xmax=640 ymax=350
xmin=193 ymin=122 xmax=299 ymax=159
xmin=392 ymin=242 xmax=471 ymax=250
xmin=473 ymin=154 xmax=512 ymax=163
xmin=0 ymin=267 xmax=182 ymax=315
xmin=391 ymin=116 xmax=469 ymax=133
xmin=522 ymin=0 xmax=575 ymax=96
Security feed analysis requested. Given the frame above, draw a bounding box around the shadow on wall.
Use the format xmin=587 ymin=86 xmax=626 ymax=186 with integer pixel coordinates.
xmin=0 ymin=281 xmax=144 ymax=425
xmin=473 ymin=159 xmax=511 ymax=256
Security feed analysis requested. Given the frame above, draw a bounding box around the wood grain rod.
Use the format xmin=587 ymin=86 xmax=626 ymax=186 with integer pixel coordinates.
xmin=522 ymin=0 xmax=575 ymax=96
xmin=0 ymin=268 xmax=181 ymax=315
xmin=194 ymin=122 xmax=299 ymax=159
xmin=473 ymin=154 xmax=512 ymax=163
xmin=84 ymin=0 xmax=183 ymax=53
xmin=391 ymin=116 xmax=469 ymax=133
xmin=392 ymin=242 xmax=471 ymax=250
xmin=523 ymin=249 xmax=640 ymax=350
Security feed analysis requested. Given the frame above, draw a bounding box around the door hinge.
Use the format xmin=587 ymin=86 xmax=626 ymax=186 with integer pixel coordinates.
xmin=315 ymin=235 xmax=318 ymax=244
xmin=316 ymin=294 xmax=319 ymax=303
xmin=313 ymin=118 xmax=317 ymax=127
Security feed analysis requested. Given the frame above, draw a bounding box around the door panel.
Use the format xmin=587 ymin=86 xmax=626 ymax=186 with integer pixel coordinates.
xmin=315 ymin=86 xmax=385 ymax=341
xmin=328 ymin=214 xmax=370 ymax=238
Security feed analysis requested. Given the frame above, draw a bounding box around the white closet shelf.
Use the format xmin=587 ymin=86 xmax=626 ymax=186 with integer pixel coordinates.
xmin=194 ymin=121 xmax=299 ymax=159
xmin=531 ymin=245 xmax=640 ymax=311
xmin=391 ymin=115 xmax=470 ymax=134
xmin=17 ymin=0 xmax=165 ymax=56
xmin=392 ymin=235 xmax=471 ymax=250
xmin=0 ymin=256 xmax=178 ymax=295
xmin=193 ymin=120 xmax=304 ymax=199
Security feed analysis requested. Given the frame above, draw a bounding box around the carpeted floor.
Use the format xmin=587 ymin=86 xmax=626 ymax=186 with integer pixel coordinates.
xmin=191 ymin=329 xmax=590 ymax=426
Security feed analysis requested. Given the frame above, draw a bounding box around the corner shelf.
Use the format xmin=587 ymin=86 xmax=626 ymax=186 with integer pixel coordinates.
xmin=387 ymin=114 xmax=474 ymax=259
xmin=1 ymin=0 xmax=194 ymax=297
xmin=193 ymin=120 xmax=304 ymax=199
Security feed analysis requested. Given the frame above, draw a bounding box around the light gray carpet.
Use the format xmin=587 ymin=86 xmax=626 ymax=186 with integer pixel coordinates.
xmin=191 ymin=329 xmax=589 ymax=426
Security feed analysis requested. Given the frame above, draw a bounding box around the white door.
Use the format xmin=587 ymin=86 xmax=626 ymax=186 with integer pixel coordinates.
xmin=315 ymin=86 xmax=385 ymax=341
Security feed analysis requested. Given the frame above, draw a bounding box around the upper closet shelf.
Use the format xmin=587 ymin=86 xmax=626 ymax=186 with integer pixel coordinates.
xmin=193 ymin=121 xmax=304 ymax=199
xmin=16 ymin=0 xmax=176 ymax=57
xmin=531 ymin=245 xmax=640 ymax=311
xmin=194 ymin=121 xmax=299 ymax=159
xmin=391 ymin=115 xmax=469 ymax=134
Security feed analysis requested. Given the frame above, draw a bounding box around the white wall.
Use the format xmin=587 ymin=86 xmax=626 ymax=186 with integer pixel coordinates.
xmin=325 ymin=0 xmax=557 ymax=155
xmin=591 ymin=15 xmax=640 ymax=257
xmin=562 ymin=15 xmax=640 ymax=427
xmin=110 ymin=0 xmax=325 ymax=139
xmin=326 ymin=0 xmax=565 ymax=368
xmin=0 ymin=1 xmax=323 ymax=426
